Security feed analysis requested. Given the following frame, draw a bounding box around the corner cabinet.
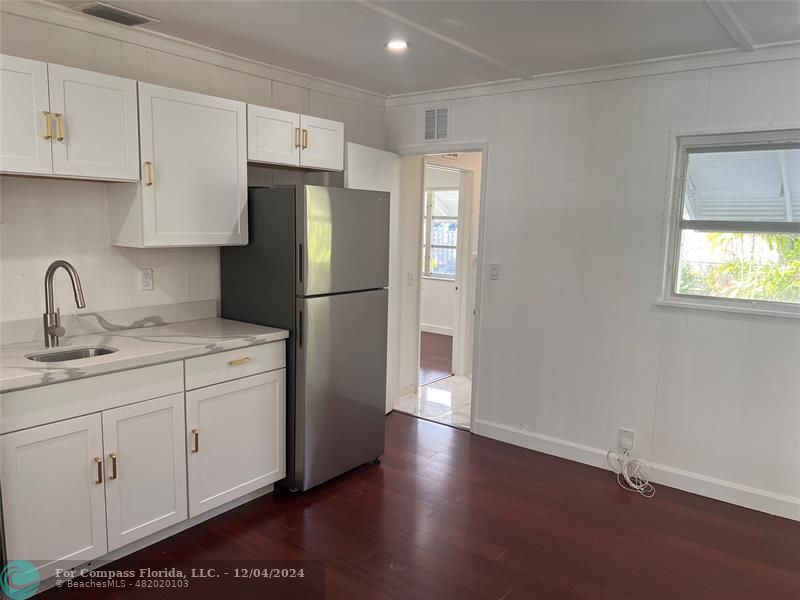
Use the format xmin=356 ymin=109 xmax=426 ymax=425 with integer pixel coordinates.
xmin=0 ymin=55 xmax=139 ymax=181
xmin=108 ymin=83 xmax=248 ymax=247
xmin=247 ymin=104 xmax=343 ymax=171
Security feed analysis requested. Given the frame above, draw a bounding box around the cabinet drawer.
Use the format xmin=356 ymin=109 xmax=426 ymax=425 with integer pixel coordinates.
xmin=184 ymin=342 xmax=285 ymax=390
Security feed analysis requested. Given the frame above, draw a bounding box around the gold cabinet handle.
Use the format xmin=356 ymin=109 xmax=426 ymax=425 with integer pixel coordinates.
xmin=302 ymin=128 xmax=308 ymax=149
xmin=228 ymin=357 xmax=250 ymax=366
xmin=94 ymin=457 xmax=103 ymax=484
xmin=54 ymin=113 xmax=65 ymax=141
xmin=43 ymin=111 xmax=52 ymax=140
xmin=109 ymin=453 xmax=118 ymax=480
xmin=191 ymin=429 xmax=199 ymax=453
xmin=144 ymin=161 xmax=154 ymax=186
xmin=295 ymin=127 xmax=301 ymax=149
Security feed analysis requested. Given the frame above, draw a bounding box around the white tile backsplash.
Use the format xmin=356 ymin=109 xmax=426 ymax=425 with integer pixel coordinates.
xmin=0 ymin=176 xmax=220 ymax=323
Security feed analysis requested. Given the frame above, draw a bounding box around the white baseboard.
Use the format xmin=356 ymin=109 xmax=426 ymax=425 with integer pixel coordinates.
xmin=472 ymin=418 xmax=800 ymax=522
xmin=420 ymin=323 xmax=453 ymax=336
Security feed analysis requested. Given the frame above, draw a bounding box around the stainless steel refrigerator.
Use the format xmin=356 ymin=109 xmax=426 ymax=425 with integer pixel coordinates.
xmin=221 ymin=185 xmax=389 ymax=491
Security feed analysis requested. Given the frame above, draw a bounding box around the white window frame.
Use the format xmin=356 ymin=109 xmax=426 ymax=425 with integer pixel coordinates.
xmin=422 ymin=188 xmax=459 ymax=281
xmin=657 ymin=128 xmax=800 ymax=319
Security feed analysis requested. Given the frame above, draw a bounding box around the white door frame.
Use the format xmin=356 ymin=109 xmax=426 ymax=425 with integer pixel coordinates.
xmin=393 ymin=141 xmax=489 ymax=431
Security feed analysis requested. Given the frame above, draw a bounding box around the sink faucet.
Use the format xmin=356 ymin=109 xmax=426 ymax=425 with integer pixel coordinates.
xmin=43 ymin=260 xmax=86 ymax=347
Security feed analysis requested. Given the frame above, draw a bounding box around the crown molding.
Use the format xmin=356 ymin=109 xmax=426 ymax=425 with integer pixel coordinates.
xmin=1 ymin=0 xmax=387 ymax=107
xmin=386 ymin=41 xmax=800 ymax=108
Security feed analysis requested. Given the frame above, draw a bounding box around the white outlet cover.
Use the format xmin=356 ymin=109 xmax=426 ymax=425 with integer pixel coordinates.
xmin=619 ymin=428 xmax=635 ymax=451
xmin=139 ymin=268 xmax=154 ymax=291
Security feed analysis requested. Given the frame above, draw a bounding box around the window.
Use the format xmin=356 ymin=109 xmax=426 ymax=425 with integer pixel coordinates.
xmin=661 ymin=130 xmax=800 ymax=317
xmin=422 ymin=189 xmax=459 ymax=279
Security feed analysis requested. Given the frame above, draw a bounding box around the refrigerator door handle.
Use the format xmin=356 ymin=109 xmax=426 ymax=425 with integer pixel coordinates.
xmin=298 ymin=243 xmax=304 ymax=283
xmin=298 ymin=309 xmax=304 ymax=348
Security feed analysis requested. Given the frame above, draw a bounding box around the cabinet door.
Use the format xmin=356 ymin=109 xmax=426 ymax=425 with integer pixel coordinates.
xmin=48 ymin=64 xmax=139 ymax=181
xmin=299 ymin=114 xmax=343 ymax=171
xmin=0 ymin=54 xmax=52 ymax=175
xmin=102 ymin=393 xmax=188 ymax=552
xmin=0 ymin=414 xmax=107 ymax=579
xmin=186 ymin=370 xmax=285 ymax=517
xmin=247 ymin=104 xmax=300 ymax=167
xmin=139 ymin=83 xmax=248 ymax=246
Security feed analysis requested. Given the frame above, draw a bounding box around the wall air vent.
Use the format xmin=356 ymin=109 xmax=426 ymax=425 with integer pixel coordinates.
xmin=424 ymin=107 xmax=449 ymax=141
xmin=74 ymin=2 xmax=159 ymax=27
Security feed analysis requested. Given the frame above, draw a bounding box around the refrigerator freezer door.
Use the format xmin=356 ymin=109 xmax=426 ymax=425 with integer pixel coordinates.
xmin=295 ymin=289 xmax=388 ymax=490
xmin=298 ymin=185 xmax=389 ymax=296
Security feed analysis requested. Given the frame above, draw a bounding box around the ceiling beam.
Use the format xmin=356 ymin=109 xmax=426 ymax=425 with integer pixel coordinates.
xmin=353 ymin=0 xmax=530 ymax=79
xmin=705 ymin=1 xmax=755 ymax=52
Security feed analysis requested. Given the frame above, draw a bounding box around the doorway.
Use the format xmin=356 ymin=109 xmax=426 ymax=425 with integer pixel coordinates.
xmin=395 ymin=151 xmax=483 ymax=430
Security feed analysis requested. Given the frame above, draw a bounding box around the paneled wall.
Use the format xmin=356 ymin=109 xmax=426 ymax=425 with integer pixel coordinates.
xmin=0 ymin=3 xmax=385 ymax=323
xmin=386 ymin=55 xmax=800 ymax=520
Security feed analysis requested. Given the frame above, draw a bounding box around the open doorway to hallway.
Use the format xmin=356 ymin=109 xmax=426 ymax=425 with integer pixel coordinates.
xmin=396 ymin=151 xmax=483 ymax=430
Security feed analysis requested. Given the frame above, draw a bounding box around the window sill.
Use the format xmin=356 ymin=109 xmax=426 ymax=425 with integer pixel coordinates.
xmin=422 ymin=275 xmax=456 ymax=282
xmin=654 ymin=297 xmax=800 ymax=320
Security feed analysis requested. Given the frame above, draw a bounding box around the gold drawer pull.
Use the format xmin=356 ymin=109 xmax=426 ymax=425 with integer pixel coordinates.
xmin=191 ymin=429 xmax=199 ymax=453
xmin=228 ymin=357 xmax=250 ymax=366
xmin=144 ymin=161 xmax=154 ymax=186
xmin=295 ymin=127 xmax=301 ymax=148
xmin=55 ymin=112 xmax=65 ymax=141
xmin=94 ymin=457 xmax=103 ymax=484
xmin=109 ymin=453 xmax=118 ymax=480
xmin=43 ymin=111 xmax=52 ymax=140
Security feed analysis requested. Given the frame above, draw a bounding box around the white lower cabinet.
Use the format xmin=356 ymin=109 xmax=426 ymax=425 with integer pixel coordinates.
xmin=102 ymin=393 xmax=188 ymax=551
xmin=0 ymin=414 xmax=108 ymax=579
xmin=186 ymin=370 xmax=286 ymax=517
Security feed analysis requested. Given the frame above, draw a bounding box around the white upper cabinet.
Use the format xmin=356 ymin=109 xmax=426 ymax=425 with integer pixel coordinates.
xmin=247 ymin=103 xmax=344 ymax=171
xmin=300 ymin=114 xmax=344 ymax=171
xmin=247 ymin=105 xmax=301 ymax=167
xmin=0 ymin=55 xmax=139 ymax=181
xmin=0 ymin=54 xmax=53 ymax=175
xmin=48 ymin=64 xmax=139 ymax=181
xmin=109 ymin=83 xmax=248 ymax=247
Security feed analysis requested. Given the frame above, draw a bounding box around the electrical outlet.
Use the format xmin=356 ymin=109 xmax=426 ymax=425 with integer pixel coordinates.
xmin=138 ymin=268 xmax=154 ymax=291
xmin=618 ymin=428 xmax=635 ymax=451
xmin=489 ymin=263 xmax=500 ymax=280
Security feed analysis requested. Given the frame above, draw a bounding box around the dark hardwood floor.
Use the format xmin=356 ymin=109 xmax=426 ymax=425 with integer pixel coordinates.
xmin=420 ymin=331 xmax=453 ymax=385
xmin=43 ymin=413 xmax=800 ymax=599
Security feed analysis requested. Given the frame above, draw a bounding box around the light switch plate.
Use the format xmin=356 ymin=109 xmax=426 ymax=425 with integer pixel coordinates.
xmin=489 ymin=263 xmax=500 ymax=280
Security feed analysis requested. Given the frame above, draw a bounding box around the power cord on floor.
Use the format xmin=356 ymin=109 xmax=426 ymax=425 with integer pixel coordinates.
xmin=606 ymin=448 xmax=656 ymax=498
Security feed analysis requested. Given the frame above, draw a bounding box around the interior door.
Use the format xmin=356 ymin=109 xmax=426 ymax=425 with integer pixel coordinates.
xmin=345 ymin=143 xmax=401 ymax=414
xmin=300 ymin=114 xmax=343 ymax=170
xmin=296 ymin=289 xmax=388 ymax=489
xmin=0 ymin=414 xmax=107 ymax=579
xmin=247 ymin=104 xmax=300 ymax=166
xmin=186 ymin=370 xmax=286 ymax=517
xmin=298 ymin=185 xmax=390 ymax=296
xmin=48 ymin=63 xmax=139 ymax=180
xmin=102 ymin=393 xmax=188 ymax=551
xmin=138 ymin=82 xmax=248 ymax=246
xmin=0 ymin=54 xmax=52 ymax=175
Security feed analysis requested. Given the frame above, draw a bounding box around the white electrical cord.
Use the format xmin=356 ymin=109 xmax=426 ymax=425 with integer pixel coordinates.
xmin=606 ymin=448 xmax=656 ymax=498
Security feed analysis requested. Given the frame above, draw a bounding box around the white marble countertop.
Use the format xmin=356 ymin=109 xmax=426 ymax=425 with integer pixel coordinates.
xmin=0 ymin=318 xmax=288 ymax=393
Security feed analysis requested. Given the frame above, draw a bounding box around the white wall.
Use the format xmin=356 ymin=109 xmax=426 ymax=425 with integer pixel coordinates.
xmin=387 ymin=54 xmax=800 ymax=520
xmin=0 ymin=2 xmax=385 ymax=323
xmin=420 ymin=278 xmax=455 ymax=336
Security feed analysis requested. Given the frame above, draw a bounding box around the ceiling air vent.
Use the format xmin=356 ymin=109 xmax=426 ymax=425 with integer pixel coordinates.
xmin=424 ymin=107 xmax=449 ymax=141
xmin=74 ymin=2 xmax=159 ymax=27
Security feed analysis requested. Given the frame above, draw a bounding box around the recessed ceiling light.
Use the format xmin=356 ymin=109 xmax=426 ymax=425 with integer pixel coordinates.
xmin=387 ymin=40 xmax=408 ymax=52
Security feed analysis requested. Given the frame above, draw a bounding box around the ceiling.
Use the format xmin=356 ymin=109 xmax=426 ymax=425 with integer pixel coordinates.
xmin=55 ymin=1 xmax=800 ymax=96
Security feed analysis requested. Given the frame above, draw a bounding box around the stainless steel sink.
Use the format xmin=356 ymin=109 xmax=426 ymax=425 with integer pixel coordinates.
xmin=26 ymin=346 xmax=118 ymax=363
